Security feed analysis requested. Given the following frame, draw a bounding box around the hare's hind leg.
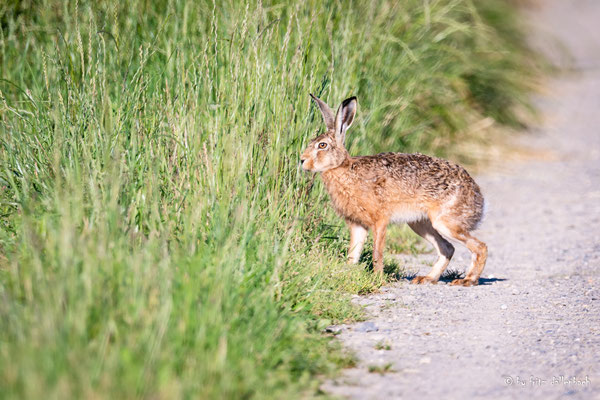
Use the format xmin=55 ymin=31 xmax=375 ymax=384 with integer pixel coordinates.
xmin=408 ymin=219 xmax=455 ymax=284
xmin=432 ymin=219 xmax=487 ymax=286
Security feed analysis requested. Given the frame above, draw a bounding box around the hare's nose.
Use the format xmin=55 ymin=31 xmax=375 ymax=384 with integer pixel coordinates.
xmin=300 ymin=157 xmax=306 ymax=165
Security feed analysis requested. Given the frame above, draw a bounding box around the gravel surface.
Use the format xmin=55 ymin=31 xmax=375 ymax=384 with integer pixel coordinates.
xmin=322 ymin=1 xmax=600 ymax=399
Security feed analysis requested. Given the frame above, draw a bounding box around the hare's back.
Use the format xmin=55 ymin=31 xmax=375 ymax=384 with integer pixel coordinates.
xmin=351 ymin=152 xmax=481 ymax=198
xmin=351 ymin=152 xmax=484 ymax=229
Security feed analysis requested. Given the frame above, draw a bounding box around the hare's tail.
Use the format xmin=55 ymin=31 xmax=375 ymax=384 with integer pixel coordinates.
xmin=472 ymin=198 xmax=488 ymax=231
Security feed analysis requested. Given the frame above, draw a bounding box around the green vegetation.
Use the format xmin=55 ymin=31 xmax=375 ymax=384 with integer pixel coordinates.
xmin=368 ymin=363 xmax=395 ymax=374
xmin=374 ymin=341 xmax=392 ymax=351
xmin=1 ymin=0 xmax=538 ymax=398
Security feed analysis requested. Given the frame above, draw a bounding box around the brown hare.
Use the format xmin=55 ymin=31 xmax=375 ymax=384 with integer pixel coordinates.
xmin=300 ymin=94 xmax=487 ymax=286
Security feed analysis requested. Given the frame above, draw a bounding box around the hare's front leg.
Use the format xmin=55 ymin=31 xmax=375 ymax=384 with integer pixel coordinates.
xmin=348 ymin=224 xmax=368 ymax=264
xmin=371 ymin=222 xmax=387 ymax=274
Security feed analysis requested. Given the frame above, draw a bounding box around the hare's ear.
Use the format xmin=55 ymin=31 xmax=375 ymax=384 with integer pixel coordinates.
xmin=334 ymin=96 xmax=357 ymax=147
xmin=310 ymin=93 xmax=335 ymax=131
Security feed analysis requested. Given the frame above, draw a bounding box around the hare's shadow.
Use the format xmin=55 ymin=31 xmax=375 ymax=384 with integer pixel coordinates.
xmin=359 ymin=250 xmax=507 ymax=285
xmin=399 ymin=274 xmax=507 ymax=286
xmin=475 ymin=277 xmax=507 ymax=285
xmin=436 ymin=269 xmax=507 ymax=285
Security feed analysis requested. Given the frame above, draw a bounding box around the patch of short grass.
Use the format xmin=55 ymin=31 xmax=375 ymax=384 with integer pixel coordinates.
xmin=374 ymin=341 xmax=392 ymax=351
xmin=368 ymin=363 xmax=396 ymax=375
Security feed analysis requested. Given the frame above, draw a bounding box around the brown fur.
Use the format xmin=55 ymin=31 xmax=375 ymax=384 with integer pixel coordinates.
xmin=301 ymin=95 xmax=488 ymax=286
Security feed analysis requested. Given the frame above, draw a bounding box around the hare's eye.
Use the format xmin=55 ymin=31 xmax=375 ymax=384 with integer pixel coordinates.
xmin=318 ymin=142 xmax=327 ymax=149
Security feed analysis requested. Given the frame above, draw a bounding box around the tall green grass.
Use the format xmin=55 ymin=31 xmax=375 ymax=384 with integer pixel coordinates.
xmin=1 ymin=0 xmax=537 ymax=398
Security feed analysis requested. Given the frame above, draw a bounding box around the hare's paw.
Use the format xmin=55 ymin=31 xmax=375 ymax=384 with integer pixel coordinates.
xmin=411 ymin=276 xmax=438 ymax=285
xmin=450 ymin=278 xmax=478 ymax=287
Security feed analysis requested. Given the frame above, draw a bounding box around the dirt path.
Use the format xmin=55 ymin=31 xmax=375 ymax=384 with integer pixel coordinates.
xmin=322 ymin=1 xmax=600 ymax=399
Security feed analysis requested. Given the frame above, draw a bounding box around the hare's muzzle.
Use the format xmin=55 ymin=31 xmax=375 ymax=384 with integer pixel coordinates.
xmin=300 ymin=157 xmax=313 ymax=171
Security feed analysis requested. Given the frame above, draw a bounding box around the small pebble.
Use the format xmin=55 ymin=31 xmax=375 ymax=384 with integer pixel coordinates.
xmin=325 ymin=326 xmax=342 ymax=334
xmin=355 ymin=322 xmax=379 ymax=332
